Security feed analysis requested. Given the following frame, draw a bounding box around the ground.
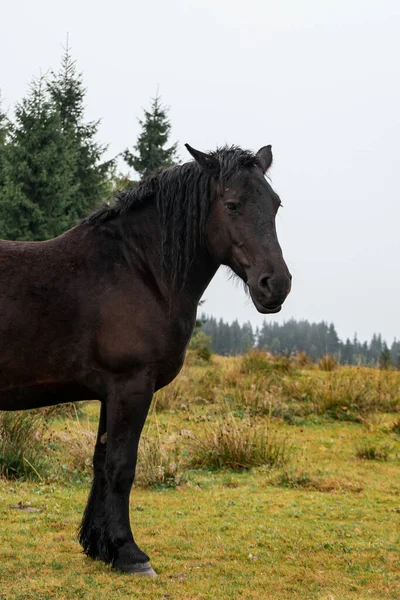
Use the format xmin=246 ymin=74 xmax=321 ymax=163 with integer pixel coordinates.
xmin=0 ymin=355 xmax=399 ymax=599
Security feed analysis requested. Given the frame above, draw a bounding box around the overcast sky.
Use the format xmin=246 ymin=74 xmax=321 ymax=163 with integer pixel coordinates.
xmin=1 ymin=0 xmax=399 ymax=343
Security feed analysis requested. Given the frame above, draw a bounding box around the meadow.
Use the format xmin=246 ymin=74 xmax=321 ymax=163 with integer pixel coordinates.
xmin=0 ymin=351 xmax=399 ymax=600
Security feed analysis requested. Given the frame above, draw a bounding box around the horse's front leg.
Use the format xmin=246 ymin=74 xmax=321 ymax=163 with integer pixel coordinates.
xmin=104 ymin=374 xmax=155 ymax=575
xmin=79 ymin=400 xmax=110 ymax=561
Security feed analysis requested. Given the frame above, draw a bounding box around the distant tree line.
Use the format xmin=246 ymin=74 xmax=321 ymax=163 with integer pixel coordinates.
xmin=200 ymin=315 xmax=400 ymax=368
xmin=0 ymin=44 xmax=177 ymax=241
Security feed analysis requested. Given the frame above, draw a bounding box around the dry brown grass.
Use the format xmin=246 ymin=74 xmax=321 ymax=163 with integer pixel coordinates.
xmin=135 ymin=433 xmax=186 ymax=488
xmin=317 ymin=353 xmax=338 ymax=371
xmin=276 ymin=467 xmax=364 ymax=493
xmin=241 ymin=349 xmax=293 ymax=376
xmin=0 ymin=410 xmax=52 ymax=480
xmin=54 ymin=412 xmax=96 ymax=476
xmin=152 ymin=380 xmax=184 ymax=412
xmin=292 ymin=351 xmax=314 ymax=369
xmin=185 ymin=414 xmax=290 ymax=471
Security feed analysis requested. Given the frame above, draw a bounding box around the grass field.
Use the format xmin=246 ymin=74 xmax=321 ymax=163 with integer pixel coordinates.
xmin=0 ymin=353 xmax=399 ymax=599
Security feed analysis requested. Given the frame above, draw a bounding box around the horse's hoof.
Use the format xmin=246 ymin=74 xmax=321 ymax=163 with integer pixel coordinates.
xmin=115 ymin=560 xmax=157 ymax=577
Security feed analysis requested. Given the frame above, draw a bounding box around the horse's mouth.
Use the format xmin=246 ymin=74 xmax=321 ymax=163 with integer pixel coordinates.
xmin=256 ymin=303 xmax=282 ymax=314
xmin=251 ymin=296 xmax=282 ymax=314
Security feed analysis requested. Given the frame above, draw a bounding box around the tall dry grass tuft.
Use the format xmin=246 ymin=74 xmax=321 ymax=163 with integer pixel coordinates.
xmin=152 ymin=381 xmax=183 ymax=412
xmin=275 ymin=467 xmax=363 ymax=494
xmin=135 ymin=434 xmax=186 ymax=488
xmin=63 ymin=423 xmax=96 ymax=476
xmin=279 ymin=367 xmax=400 ymax=421
xmin=293 ymin=351 xmax=314 ymax=369
xmin=151 ymin=360 xmax=223 ymax=410
xmin=317 ymin=354 xmax=338 ymax=372
xmin=185 ymin=415 xmax=290 ymax=471
xmin=241 ymin=350 xmax=293 ymax=376
xmin=0 ymin=411 xmax=52 ymax=480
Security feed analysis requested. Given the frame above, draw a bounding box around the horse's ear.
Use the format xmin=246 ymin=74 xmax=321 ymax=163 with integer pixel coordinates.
xmin=256 ymin=145 xmax=273 ymax=174
xmin=185 ymin=143 xmax=219 ymax=174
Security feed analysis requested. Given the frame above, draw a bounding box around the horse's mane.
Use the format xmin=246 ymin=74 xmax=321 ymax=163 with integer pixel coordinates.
xmin=84 ymin=146 xmax=260 ymax=286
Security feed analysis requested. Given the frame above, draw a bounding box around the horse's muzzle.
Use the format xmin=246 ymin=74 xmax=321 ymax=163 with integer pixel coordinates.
xmin=249 ymin=271 xmax=292 ymax=314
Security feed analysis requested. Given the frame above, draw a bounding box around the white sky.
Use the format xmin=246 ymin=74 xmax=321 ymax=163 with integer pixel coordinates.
xmin=1 ymin=0 xmax=399 ymax=343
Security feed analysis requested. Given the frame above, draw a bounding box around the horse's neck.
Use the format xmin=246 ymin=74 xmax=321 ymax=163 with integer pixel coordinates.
xmin=122 ymin=204 xmax=219 ymax=308
xmin=180 ymin=249 xmax=219 ymax=306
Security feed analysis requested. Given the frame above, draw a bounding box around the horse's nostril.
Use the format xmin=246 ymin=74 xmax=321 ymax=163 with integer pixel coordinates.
xmin=259 ymin=275 xmax=271 ymax=291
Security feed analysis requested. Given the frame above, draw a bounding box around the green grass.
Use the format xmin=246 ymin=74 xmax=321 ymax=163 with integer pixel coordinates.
xmin=0 ymin=354 xmax=399 ymax=599
xmin=355 ymin=440 xmax=393 ymax=461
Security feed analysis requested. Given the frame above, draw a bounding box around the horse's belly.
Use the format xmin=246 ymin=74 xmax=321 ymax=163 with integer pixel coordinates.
xmin=0 ymin=383 xmax=95 ymax=411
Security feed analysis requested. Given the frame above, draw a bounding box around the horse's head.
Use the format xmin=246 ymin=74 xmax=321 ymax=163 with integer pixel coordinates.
xmin=186 ymin=144 xmax=291 ymax=314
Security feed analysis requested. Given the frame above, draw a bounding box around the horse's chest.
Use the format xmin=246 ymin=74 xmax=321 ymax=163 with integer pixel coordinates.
xmin=156 ymin=318 xmax=194 ymax=356
xmin=95 ymin=302 xmax=195 ymax=374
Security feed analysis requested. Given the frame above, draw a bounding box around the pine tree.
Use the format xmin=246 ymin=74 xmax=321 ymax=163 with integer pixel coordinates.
xmin=327 ymin=323 xmax=340 ymax=354
xmin=47 ymin=45 xmax=113 ymax=220
xmin=391 ymin=339 xmax=400 ymax=370
xmin=0 ymin=77 xmax=76 ymax=240
xmin=123 ymin=95 xmax=178 ymax=179
xmin=379 ymin=344 xmax=392 ymax=370
xmin=0 ymin=46 xmax=113 ymax=241
xmin=270 ymin=337 xmax=282 ymax=355
xmin=257 ymin=321 xmax=269 ymax=349
xmin=370 ymin=334 xmax=383 ymax=363
xmin=341 ymin=338 xmax=353 ymax=364
xmin=240 ymin=321 xmax=254 ymax=353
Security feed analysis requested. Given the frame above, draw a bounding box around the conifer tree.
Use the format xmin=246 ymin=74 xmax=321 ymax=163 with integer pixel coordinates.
xmin=0 ymin=77 xmax=76 ymax=240
xmin=391 ymin=339 xmax=400 ymax=369
xmin=123 ymin=95 xmax=178 ymax=179
xmin=47 ymin=44 xmax=113 ymax=220
xmin=0 ymin=47 xmax=113 ymax=241
xmin=379 ymin=343 xmax=392 ymax=370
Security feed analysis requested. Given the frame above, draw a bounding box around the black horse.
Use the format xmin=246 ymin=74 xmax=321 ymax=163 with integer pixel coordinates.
xmin=0 ymin=144 xmax=291 ymax=575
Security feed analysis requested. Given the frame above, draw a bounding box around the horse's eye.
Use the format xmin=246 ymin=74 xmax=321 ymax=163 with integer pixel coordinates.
xmin=226 ymin=202 xmax=238 ymax=212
